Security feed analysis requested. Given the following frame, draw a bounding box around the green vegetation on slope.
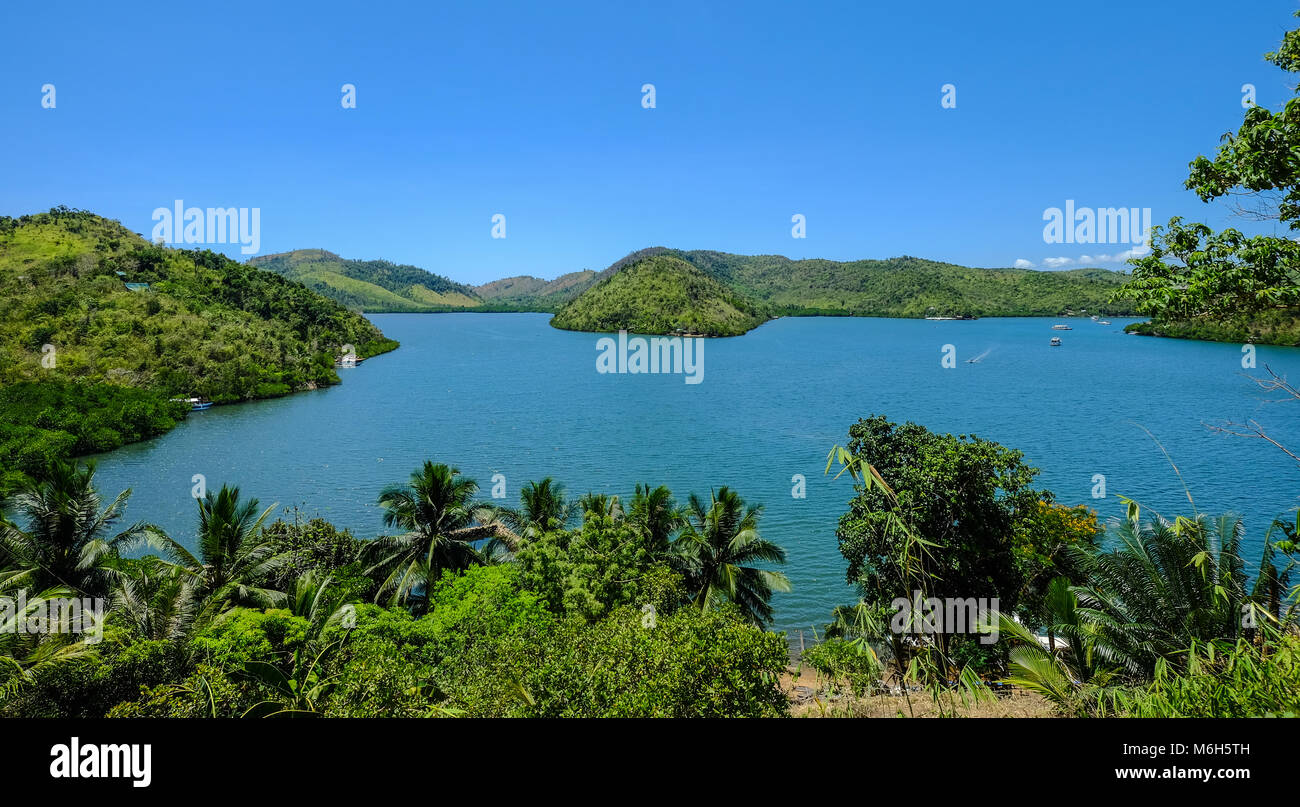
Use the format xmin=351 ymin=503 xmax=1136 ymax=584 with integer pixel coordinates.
xmin=0 ymin=208 xmax=397 ymax=489
xmin=1125 ymin=309 xmax=1300 ymax=346
xmin=669 ymin=249 xmax=1135 ymax=318
xmin=550 ymin=254 xmax=770 ymax=336
xmin=251 ymin=249 xmax=482 ymax=312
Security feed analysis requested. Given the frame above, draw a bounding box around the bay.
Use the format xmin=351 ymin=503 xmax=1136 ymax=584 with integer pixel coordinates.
xmin=89 ymin=313 xmax=1300 ymax=636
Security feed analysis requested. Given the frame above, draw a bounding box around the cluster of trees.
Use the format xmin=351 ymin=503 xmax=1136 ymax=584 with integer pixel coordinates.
xmin=0 ymin=380 xmax=187 ymax=491
xmin=1117 ymin=15 xmax=1300 ymax=345
xmin=813 ymin=416 xmax=1300 ymax=717
xmin=0 ymin=460 xmax=791 ymax=717
xmin=0 ymin=208 xmax=399 ymax=493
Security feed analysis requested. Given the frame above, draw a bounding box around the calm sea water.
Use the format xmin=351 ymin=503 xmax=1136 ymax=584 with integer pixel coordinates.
xmin=89 ymin=313 xmax=1300 ymax=636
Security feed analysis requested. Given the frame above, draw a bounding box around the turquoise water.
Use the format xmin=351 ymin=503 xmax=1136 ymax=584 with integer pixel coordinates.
xmin=89 ymin=313 xmax=1300 ymax=635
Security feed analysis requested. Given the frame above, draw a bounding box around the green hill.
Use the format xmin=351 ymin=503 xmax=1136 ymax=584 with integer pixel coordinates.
xmin=251 ymin=249 xmax=482 ymax=312
xmin=550 ymin=254 xmax=769 ymax=336
xmin=473 ymin=270 xmax=598 ymax=310
xmin=0 ymin=208 xmax=397 ymax=490
xmin=663 ymin=249 xmax=1135 ymax=318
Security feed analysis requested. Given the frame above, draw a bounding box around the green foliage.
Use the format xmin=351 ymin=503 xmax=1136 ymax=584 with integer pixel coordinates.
xmin=1114 ymin=16 xmax=1300 ymax=345
xmin=1 ymin=455 xmax=796 ymax=718
xmin=190 ymin=608 xmax=310 ymax=664
xmin=361 ymin=461 xmax=510 ymax=610
xmin=515 ymin=515 xmax=680 ymax=621
xmin=522 ymin=605 xmax=789 ymax=718
xmin=1118 ymin=218 xmax=1300 ymax=324
xmin=0 ymin=458 xmax=154 ymax=598
xmin=834 ymin=416 xmax=1049 ymax=624
xmin=473 ymin=270 xmax=599 ymax=310
xmin=0 ymin=637 xmax=180 ymax=718
xmin=802 ymin=637 xmax=882 ymax=695
xmin=0 ymin=380 xmax=185 ymax=492
xmin=260 ymin=512 xmax=371 ymax=600
xmin=1114 ymin=636 xmax=1300 ymax=718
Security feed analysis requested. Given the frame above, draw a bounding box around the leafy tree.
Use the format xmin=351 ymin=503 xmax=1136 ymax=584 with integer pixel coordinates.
xmin=832 ymin=415 xmax=1047 ymax=654
xmin=1115 ymin=14 xmax=1300 ymax=340
xmin=516 ymin=512 xmax=681 ymax=621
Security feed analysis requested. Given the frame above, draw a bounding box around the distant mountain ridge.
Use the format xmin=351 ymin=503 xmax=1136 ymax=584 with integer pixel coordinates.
xmin=250 ymin=245 xmax=1136 ymax=334
xmin=250 ymin=249 xmax=482 ymax=312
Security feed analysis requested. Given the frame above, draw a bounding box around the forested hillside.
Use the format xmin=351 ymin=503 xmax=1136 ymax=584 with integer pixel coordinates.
xmin=0 ymin=208 xmax=397 ymax=491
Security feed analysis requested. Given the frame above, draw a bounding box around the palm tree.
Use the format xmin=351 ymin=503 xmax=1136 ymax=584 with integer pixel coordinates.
xmin=995 ymin=511 xmax=1265 ymax=709
xmin=0 ymin=585 xmax=101 ymax=699
xmin=284 ymin=570 xmax=357 ymax=637
xmin=0 ymin=459 xmax=155 ymax=599
xmin=110 ymin=556 xmax=196 ymax=642
xmin=498 ymin=477 xmax=577 ymax=541
xmin=578 ymin=492 xmax=623 ymax=523
xmin=628 ymin=483 xmax=681 ymax=552
xmin=1071 ymin=512 xmax=1249 ymax=674
xmin=361 ymin=462 xmax=511 ymax=610
xmin=671 ymin=487 xmax=791 ymax=626
xmin=147 ymin=484 xmax=283 ymax=619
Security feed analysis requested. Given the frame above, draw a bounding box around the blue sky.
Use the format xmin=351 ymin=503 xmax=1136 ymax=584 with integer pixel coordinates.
xmin=2 ymin=0 xmax=1297 ymax=284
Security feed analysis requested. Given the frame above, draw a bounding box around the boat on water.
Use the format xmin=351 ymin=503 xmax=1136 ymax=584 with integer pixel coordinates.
xmin=1051 ymin=324 xmax=1072 ymax=330
xmin=1090 ymin=315 xmax=1099 ymax=321
xmin=336 ymin=355 xmax=363 ymax=367
xmin=1098 ymin=320 xmax=1111 ymax=326
xmin=170 ymin=396 xmax=212 ymax=411
xmin=1050 ymin=336 xmax=1062 ymax=346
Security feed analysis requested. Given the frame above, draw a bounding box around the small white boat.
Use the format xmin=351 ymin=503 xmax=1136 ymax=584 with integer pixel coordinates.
xmin=1050 ymin=336 xmax=1062 ymax=346
xmin=1051 ymin=324 xmax=1072 ymax=330
xmin=1090 ymin=315 xmax=1099 ymax=321
xmin=1098 ymin=320 xmax=1111 ymax=326
xmin=336 ymin=355 xmax=362 ymax=367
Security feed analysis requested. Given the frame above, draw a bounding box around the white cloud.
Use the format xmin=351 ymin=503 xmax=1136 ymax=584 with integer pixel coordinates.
xmin=1043 ymin=256 xmax=1073 ymax=268
xmin=1013 ymin=258 xmax=1034 ymax=269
